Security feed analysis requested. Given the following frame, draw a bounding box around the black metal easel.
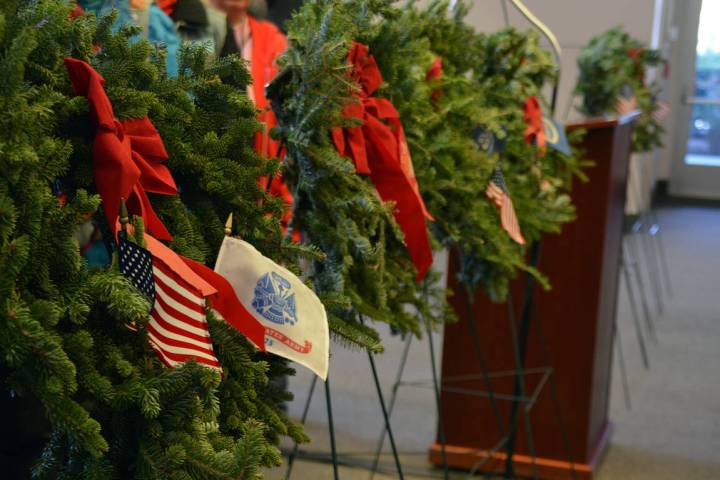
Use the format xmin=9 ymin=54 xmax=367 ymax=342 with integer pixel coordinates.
xmin=283 ymin=322 xmax=407 ymax=480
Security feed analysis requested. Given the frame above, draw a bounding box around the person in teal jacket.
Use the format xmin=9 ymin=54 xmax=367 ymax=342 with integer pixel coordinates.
xmin=79 ymin=0 xmax=182 ymax=76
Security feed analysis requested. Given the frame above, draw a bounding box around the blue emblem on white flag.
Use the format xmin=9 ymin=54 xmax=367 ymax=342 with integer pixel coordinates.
xmin=215 ymin=236 xmax=329 ymax=380
xmin=252 ymin=272 xmax=298 ymax=326
xmin=542 ymin=115 xmax=572 ymax=156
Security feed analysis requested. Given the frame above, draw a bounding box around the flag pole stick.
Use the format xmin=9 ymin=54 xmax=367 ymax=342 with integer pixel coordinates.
xmin=224 ymin=213 xmax=233 ymax=236
xmin=119 ymin=198 xmax=129 ymax=234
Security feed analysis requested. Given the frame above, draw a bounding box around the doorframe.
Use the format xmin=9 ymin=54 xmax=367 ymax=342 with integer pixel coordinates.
xmin=668 ymin=0 xmax=720 ymax=198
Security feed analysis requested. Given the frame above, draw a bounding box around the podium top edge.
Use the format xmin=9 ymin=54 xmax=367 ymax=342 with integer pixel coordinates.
xmin=566 ymin=111 xmax=641 ymax=131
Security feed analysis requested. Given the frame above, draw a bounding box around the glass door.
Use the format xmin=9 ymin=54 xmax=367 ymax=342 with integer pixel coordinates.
xmin=670 ymin=0 xmax=720 ymax=198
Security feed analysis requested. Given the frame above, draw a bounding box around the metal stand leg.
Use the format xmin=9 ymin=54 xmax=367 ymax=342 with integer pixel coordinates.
xmin=369 ymin=335 xmax=412 ymax=480
xmin=625 ymin=237 xmax=657 ymax=342
xmin=613 ymin=317 xmax=632 ymax=410
xmin=367 ymin=348 xmax=404 ymax=479
xmin=650 ymin=210 xmax=673 ymax=298
xmin=285 ymin=376 xmax=319 ymax=480
xmin=462 ymin=291 xmax=507 ymax=438
xmin=426 ymin=319 xmax=450 ymax=480
xmin=504 ymin=241 xmax=542 ymax=479
xmin=621 ymin=256 xmax=650 ymax=370
xmin=504 ymin=292 xmax=538 ymax=480
xmin=325 ymin=375 xmax=340 ymax=480
xmin=639 ymin=220 xmax=665 ymax=316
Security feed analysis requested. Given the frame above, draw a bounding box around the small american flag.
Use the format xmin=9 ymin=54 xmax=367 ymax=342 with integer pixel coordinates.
xmin=118 ymin=233 xmax=220 ymax=371
xmin=652 ymin=101 xmax=670 ymax=123
xmin=486 ymin=167 xmax=525 ymax=245
xmin=615 ymin=95 xmax=638 ymax=116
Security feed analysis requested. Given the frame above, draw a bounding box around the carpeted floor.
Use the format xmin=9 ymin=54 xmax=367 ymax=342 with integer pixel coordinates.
xmin=264 ymin=206 xmax=720 ymax=479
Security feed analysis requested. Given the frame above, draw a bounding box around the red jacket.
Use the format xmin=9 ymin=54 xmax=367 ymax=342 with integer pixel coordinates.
xmin=243 ymin=16 xmax=296 ymax=239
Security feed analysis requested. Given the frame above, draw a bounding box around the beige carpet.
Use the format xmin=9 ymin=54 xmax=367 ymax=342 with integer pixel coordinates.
xmin=264 ymin=206 xmax=720 ymax=479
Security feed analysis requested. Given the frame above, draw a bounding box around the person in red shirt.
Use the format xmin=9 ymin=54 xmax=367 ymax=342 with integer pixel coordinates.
xmin=212 ymin=0 xmax=295 ymax=237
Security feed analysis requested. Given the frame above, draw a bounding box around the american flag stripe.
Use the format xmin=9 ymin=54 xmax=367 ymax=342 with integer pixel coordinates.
xmin=154 ymin=278 xmax=210 ymax=332
xmin=500 ymin=196 xmax=525 ymax=245
xmin=147 ymin=338 xmax=220 ymax=368
xmin=486 ymin=168 xmax=525 ymax=245
xmin=148 ymin=258 xmax=220 ymax=371
xmin=151 ymin=297 xmax=209 ymax=339
xmin=486 ymin=182 xmax=504 ymax=207
xmin=154 ymin=269 xmax=206 ymax=318
xmin=615 ymin=96 xmax=638 ymax=116
xmin=147 ymin=327 xmax=218 ymax=362
xmin=148 ymin=322 xmax=220 ymax=367
xmin=149 ymin=311 xmax=214 ymax=349
xmin=653 ymin=101 xmax=670 ymax=123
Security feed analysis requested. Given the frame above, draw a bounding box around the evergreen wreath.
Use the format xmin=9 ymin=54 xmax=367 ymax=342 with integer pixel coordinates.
xmin=366 ymin=0 xmax=590 ymax=300
xmin=272 ymin=0 xmax=448 ymax=351
xmin=0 ymin=1 xmax=306 ymax=477
xmin=575 ymin=26 xmax=665 ymax=152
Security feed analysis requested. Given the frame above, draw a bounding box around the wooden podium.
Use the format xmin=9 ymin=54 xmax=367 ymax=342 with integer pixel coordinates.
xmin=429 ymin=116 xmax=636 ymax=479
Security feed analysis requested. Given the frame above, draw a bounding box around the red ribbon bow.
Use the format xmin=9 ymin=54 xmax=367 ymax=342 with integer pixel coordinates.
xmin=523 ymin=96 xmax=546 ymax=154
xmin=332 ymin=42 xmax=434 ymax=282
xmin=64 ymin=58 xmax=176 ymax=241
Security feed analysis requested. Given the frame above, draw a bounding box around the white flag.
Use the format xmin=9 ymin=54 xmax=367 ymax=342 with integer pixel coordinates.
xmin=214 ymin=237 xmax=329 ymax=380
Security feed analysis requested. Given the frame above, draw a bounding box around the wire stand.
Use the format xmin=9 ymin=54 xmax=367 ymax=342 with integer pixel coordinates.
xmin=284 ymin=376 xmax=319 ymax=479
xmin=325 ymin=374 xmax=341 ymax=480
xmin=366 ymin=341 xmax=405 ymax=478
xmin=503 ymin=241 xmax=540 ymax=479
xmin=612 ymin=313 xmax=633 ymax=410
xmin=648 ymin=210 xmax=673 ymax=298
xmin=365 ymin=272 xmax=578 ymax=480
xmin=426 ymin=316 xmax=450 ymax=480
xmin=284 ymin=326 xmax=407 ymax=480
xmin=624 ymin=230 xmax=658 ymax=343
xmin=621 ymin=246 xmax=651 ymax=370
xmin=369 ymin=335 xmax=414 ymax=480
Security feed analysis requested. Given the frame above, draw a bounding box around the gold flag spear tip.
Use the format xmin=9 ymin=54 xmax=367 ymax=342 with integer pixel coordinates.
xmin=119 ymin=198 xmax=129 ymax=232
xmin=224 ymin=213 xmax=233 ymax=236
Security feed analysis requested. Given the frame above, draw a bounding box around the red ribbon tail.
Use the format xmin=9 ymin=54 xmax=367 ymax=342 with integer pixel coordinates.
xmin=182 ymin=258 xmax=267 ymax=351
xmin=402 ymin=210 xmax=433 ymax=282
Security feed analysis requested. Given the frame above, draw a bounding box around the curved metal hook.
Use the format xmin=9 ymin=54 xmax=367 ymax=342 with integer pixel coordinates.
xmin=506 ymin=0 xmax=562 ymax=113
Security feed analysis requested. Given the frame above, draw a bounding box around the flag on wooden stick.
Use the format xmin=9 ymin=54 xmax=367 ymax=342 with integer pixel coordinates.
xmin=143 ymin=235 xmax=221 ymax=371
xmin=214 ymin=235 xmax=329 ymax=380
xmin=117 ymin=218 xmax=221 ymax=371
xmin=486 ymin=167 xmax=525 ymax=245
xmin=653 ymin=101 xmax=670 ymax=123
xmin=615 ymin=95 xmax=638 ymax=116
